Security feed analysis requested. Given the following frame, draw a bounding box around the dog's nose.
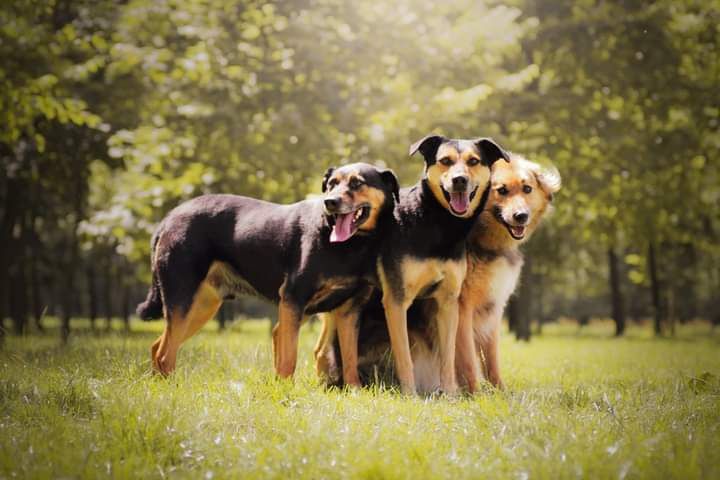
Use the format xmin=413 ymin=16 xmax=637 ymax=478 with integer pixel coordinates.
xmin=324 ymin=197 xmax=341 ymax=212
xmin=513 ymin=212 xmax=529 ymax=224
xmin=452 ymin=175 xmax=468 ymax=191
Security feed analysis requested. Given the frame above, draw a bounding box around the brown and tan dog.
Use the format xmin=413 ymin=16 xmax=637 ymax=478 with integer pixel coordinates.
xmin=455 ymin=154 xmax=561 ymax=391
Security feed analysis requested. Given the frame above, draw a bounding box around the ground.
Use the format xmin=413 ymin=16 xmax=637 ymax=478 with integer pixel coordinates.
xmin=1 ymin=318 xmax=718 ymax=479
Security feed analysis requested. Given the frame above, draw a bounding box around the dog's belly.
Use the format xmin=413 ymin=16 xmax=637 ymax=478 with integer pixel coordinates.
xmin=204 ymin=261 xmax=267 ymax=300
xmin=304 ymin=277 xmax=367 ymax=315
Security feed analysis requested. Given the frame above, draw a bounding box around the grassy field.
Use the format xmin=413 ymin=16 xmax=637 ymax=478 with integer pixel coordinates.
xmin=1 ymin=319 xmax=719 ymax=479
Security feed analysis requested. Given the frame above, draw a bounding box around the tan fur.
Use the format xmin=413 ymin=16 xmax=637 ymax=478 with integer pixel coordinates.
xmin=457 ymin=154 xmax=560 ymax=390
xmin=425 ymin=143 xmax=491 ymax=219
xmin=355 ymin=186 xmax=386 ymax=233
xmin=152 ymin=278 xmax=222 ymax=375
xmin=379 ymin=256 xmax=466 ymax=394
xmin=314 ymin=312 xmax=339 ymax=382
xmin=409 ymin=155 xmax=561 ymax=393
xmin=326 ymin=169 xmax=387 ymax=233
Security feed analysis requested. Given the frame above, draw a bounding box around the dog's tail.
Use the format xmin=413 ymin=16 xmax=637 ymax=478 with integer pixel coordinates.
xmin=136 ymin=231 xmax=164 ymax=321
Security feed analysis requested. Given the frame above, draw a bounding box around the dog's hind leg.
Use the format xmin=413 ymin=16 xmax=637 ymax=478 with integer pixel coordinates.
xmin=313 ymin=313 xmax=338 ymax=380
xmin=154 ymin=281 xmax=222 ymax=376
xmin=274 ymin=297 xmax=303 ymax=378
xmin=180 ymin=281 xmax=222 ymax=342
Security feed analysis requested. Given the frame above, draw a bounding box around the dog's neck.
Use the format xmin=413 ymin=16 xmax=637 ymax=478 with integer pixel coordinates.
xmin=468 ymin=210 xmax=516 ymax=254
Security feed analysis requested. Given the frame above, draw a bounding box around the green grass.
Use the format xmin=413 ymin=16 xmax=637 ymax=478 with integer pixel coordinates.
xmin=1 ymin=319 xmax=719 ymax=479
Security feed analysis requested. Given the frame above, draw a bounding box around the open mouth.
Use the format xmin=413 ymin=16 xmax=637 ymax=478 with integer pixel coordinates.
xmin=329 ymin=203 xmax=371 ymax=243
xmin=503 ymin=221 xmax=527 ymax=240
xmin=441 ymin=186 xmax=478 ymax=216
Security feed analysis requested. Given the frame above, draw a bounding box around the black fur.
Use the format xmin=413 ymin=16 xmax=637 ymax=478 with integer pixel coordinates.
xmin=137 ymin=163 xmax=398 ymax=321
xmin=328 ymin=136 xmax=509 ymax=386
xmin=380 ymin=136 xmax=505 ymax=301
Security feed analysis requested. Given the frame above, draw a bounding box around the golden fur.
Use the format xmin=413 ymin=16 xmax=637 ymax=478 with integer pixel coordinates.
xmin=409 ymin=154 xmax=561 ymax=393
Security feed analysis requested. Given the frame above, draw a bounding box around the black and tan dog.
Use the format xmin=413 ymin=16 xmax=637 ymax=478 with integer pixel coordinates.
xmin=137 ymin=163 xmax=399 ymax=379
xmin=317 ymin=135 xmax=509 ymax=394
xmin=319 ymin=154 xmax=560 ymax=393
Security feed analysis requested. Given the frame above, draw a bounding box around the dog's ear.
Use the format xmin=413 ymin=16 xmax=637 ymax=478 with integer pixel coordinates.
xmin=474 ymin=137 xmax=510 ymax=166
xmin=533 ymin=165 xmax=562 ymax=201
xmin=380 ymin=168 xmax=400 ymax=202
xmin=321 ymin=167 xmax=335 ymax=193
xmin=409 ymin=134 xmax=447 ymax=166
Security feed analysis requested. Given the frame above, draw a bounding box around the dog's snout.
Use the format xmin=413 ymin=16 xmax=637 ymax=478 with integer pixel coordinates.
xmin=451 ymin=175 xmax=468 ymax=191
xmin=324 ymin=197 xmax=341 ymax=212
xmin=513 ymin=211 xmax=529 ymax=224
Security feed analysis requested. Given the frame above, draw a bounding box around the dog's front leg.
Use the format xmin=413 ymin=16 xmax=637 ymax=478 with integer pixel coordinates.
xmin=382 ymin=295 xmax=416 ymax=395
xmin=335 ymin=306 xmax=362 ymax=388
xmin=275 ymin=298 xmax=303 ymax=378
xmin=434 ymin=262 xmax=466 ymax=396
xmin=434 ymin=296 xmax=460 ymax=395
xmin=456 ymin=297 xmax=481 ymax=393
xmin=475 ymin=309 xmax=504 ymax=389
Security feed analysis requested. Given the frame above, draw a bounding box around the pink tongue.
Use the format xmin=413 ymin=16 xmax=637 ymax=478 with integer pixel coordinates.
xmin=330 ymin=212 xmax=355 ymax=243
xmin=450 ymin=191 xmax=469 ymax=213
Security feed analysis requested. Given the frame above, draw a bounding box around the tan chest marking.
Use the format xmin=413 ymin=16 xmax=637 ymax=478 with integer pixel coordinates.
xmin=306 ymin=276 xmax=359 ymax=309
xmin=398 ymin=256 xmax=467 ymax=304
xmin=462 ymin=251 xmax=522 ymax=336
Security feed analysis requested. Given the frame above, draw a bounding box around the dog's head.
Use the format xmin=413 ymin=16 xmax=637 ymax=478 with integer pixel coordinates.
xmin=489 ymin=155 xmax=561 ymax=241
xmin=410 ymin=135 xmax=509 ymax=218
xmin=321 ymin=162 xmax=399 ymax=243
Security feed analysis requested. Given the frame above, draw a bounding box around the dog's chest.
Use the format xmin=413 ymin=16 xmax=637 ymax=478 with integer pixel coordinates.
xmin=465 ymin=251 xmax=523 ymax=306
xmin=397 ymin=256 xmax=466 ymax=300
xmin=304 ymin=276 xmax=364 ymax=314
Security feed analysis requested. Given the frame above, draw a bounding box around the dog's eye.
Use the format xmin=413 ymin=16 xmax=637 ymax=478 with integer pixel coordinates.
xmin=328 ymin=179 xmax=339 ymax=189
xmin=467 ymin=157 xmax=480 ymax=167
xmin=349 ymin=178 xmax=362 ymax=190
xmin=439 ymin=157 xmax=453 ymax=167
xmin=497 ymin=186 xmax=509 ymax=196
xmin=523 ymin=185 xmax=532 ymax=194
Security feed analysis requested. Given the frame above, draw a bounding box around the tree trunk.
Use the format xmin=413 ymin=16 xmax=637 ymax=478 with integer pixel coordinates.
xmin=648 ymin=242 xmax=663 ymax=336
xmin=608 ymin=247 xmax=626 ymax=336
xmin=218 ymin=303 xmax=227 ymax=330
xmin=87 ymin=259 xmax=98 ymax=331
xmin=60 ymin=235 xmax=78 ymax=344
xmin=678 ymin=243 xmax=697 ymax=322
xmin=9 ymin=205 xmax=29 ymax=335
xmin=515 ymin=258 xmax=532 ymax=342
xmin=507 ymin=297 xmax=519 ymax=333
xmin=120 ymin=260 xmax=130 ymax=332
xmin=0 ymin=172 xmax=23 ymax=340
xmin=29 ymin=218 xmax=44 ymax=332
xmin=122 ymin=283 xmax=130 ymax=332
xmin=104 ymin=252 xmax=113 ymax=331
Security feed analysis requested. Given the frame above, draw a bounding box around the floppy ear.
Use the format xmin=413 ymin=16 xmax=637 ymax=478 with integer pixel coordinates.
xmin=474 ymin=137 xmax=510 ymax=166
xmin=321 ymin=167 xmax=335 ymax=193
xmin=409 ymin=134 xmax=447 ymax=166
xmin=380 ymin=168 xmax=400 ymax=202
xmin=534 ymin=165 xmax=562 ymax=201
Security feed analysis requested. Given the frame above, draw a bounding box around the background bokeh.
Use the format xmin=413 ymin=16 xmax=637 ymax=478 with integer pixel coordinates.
xmin=1 ymin=0 xmax=719 ymax=341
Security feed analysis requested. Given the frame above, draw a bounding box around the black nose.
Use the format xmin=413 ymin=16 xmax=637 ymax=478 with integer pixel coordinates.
xmin=513 ymin=212 xmax=529 ymax=224
xmin=324 ymin=197 xmax=341 ymax=212
xmin=452 ymin=176 xmax=468 ymax=191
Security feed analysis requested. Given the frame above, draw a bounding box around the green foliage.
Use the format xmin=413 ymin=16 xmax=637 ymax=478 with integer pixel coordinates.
xmin=1 ymin=0 xmax=719 ymax=328
xmin=1 ymin=320 xmax=719 ymax=478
